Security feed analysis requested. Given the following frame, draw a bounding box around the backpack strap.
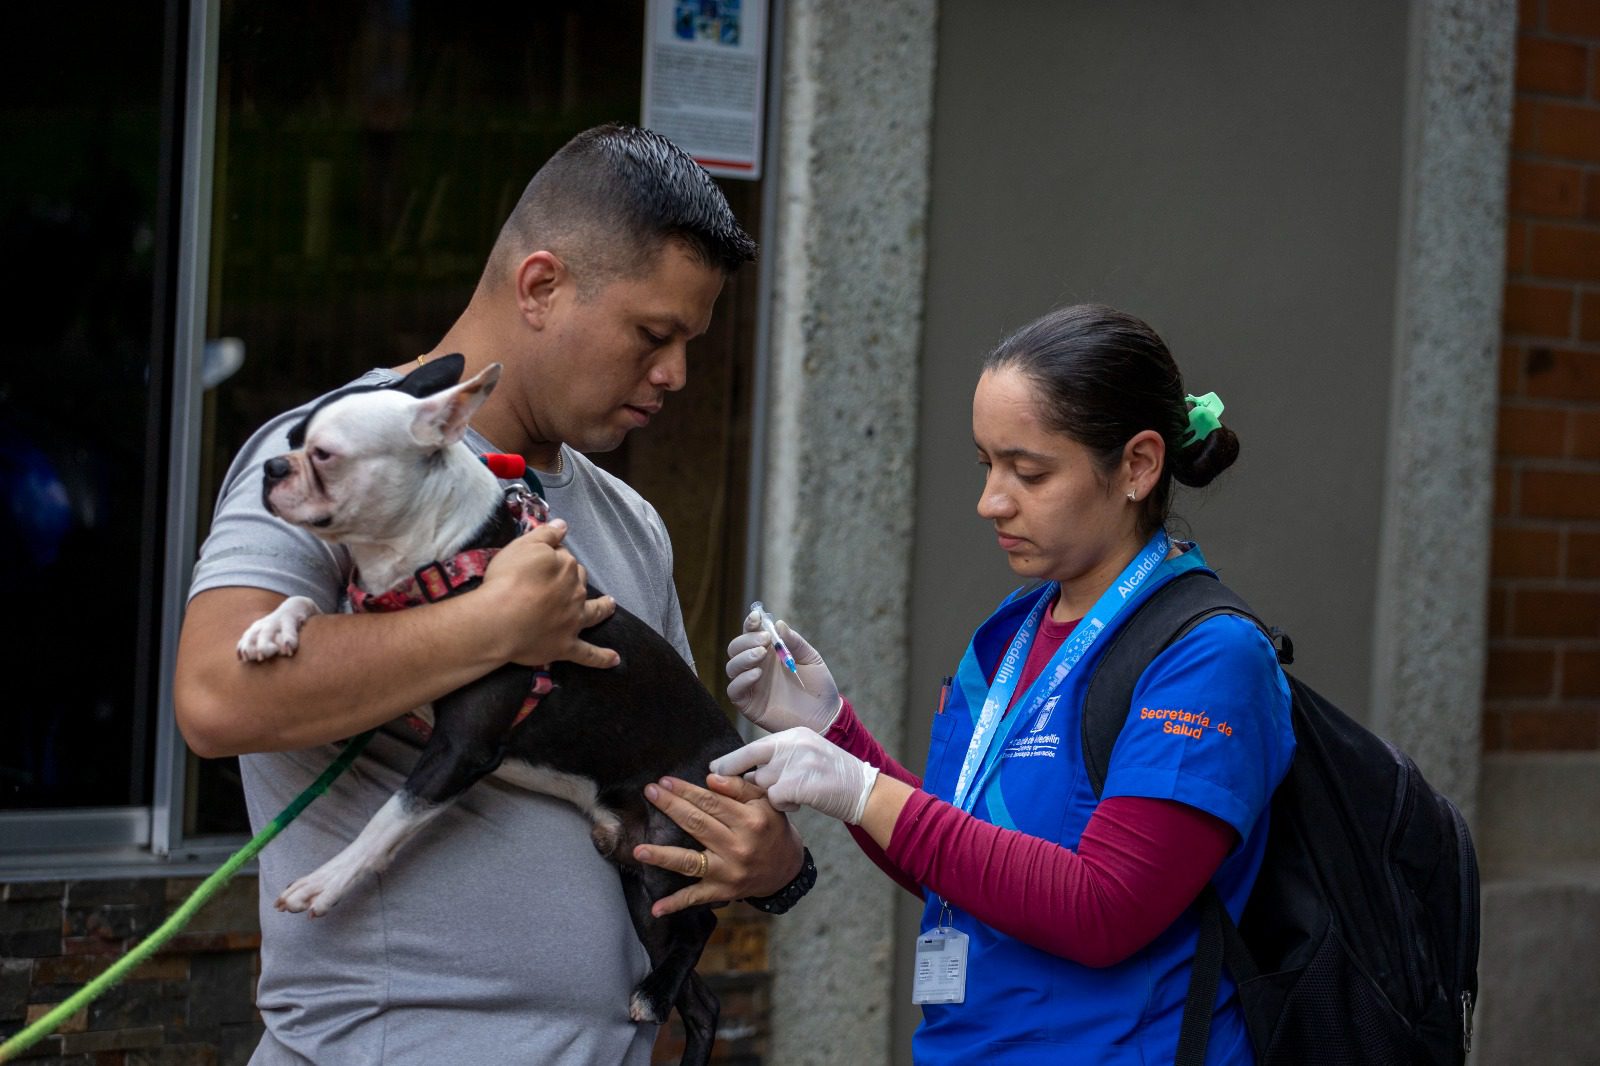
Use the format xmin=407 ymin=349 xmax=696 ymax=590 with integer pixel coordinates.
xmin=1176 ymin=887 xmax=1227 ymax=1065
xmin=1081 ymin=568 xmax=1279 ymax=1066
xmin=1177 ymin=887 xmax=1266 ymax=1065
xmin=1082 ymin=569 xmax=1266 ymax=797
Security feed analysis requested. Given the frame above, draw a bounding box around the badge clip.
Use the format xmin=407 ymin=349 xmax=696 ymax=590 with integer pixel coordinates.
xmin=912 ymin=898 xmax=969 ymax=1006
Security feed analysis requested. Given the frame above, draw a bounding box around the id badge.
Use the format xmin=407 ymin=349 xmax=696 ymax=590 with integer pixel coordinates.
xmin=911 ymin=903 xmax=969 ymax=1005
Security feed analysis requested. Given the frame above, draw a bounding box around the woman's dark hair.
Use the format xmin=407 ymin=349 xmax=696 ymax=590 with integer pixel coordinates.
xmin=983 ymin=304 xmax=1240 ymax=538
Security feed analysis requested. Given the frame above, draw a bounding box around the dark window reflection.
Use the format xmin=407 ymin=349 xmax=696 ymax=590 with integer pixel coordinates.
xmin=0 ymin=4 xmax=175 ymax=811
xmin=200 ymin=0 xmax=649 ymax=527
xmin=192 ymin=0 xmax=661 ymax=834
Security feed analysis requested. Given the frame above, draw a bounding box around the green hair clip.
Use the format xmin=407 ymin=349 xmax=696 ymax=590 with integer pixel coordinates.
xmin=1182 ymin=392 xmax=1225 ymax=446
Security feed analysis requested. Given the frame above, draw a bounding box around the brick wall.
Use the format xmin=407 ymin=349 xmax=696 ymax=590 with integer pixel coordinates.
xmin=1 ymin=876 xmax=771 ymax=1064
xmin=1487 ymin=0 xmax=1600 ymax=750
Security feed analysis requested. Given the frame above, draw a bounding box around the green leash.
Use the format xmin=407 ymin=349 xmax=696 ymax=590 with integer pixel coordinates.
xmin=0 ymin=729 xmax=377 ymax=1063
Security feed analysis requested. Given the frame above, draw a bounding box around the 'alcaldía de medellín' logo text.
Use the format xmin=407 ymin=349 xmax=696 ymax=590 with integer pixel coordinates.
xmin=1117 ymin=552 xmax=1161 ymax=599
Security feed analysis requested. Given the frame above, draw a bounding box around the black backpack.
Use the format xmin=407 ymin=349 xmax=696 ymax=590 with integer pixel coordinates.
xmin=1083 ymin=569 xmax=1480 ymax=1066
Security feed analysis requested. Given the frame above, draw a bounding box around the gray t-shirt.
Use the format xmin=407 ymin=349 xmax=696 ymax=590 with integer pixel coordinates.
xmin=189 ymin=370 xmax=690 ymax=1066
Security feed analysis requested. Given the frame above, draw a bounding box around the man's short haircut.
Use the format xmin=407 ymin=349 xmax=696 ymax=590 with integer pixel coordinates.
xmin=489 ymin=123 xmax=757 ymax=292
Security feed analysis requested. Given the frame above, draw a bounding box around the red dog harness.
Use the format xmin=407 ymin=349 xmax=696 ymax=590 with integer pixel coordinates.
xmin=347 ymin=475 xmax=555 ymax=740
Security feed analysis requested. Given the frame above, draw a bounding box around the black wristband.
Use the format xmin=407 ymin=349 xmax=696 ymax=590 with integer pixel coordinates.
xmin=742 ymin=847 xmax=817 ymax=915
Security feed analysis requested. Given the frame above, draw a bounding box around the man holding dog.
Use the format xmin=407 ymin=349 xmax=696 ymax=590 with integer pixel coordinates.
xmin=174 ymin=124 xmax=807 ymax=1064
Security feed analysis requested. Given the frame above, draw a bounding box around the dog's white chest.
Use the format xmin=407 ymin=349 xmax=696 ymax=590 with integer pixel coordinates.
xmin=492 ymin=760 xmax=623 ymax=852
xmin=493 ymin=759 xmax=599 ymax=810
xmin=403 ymin=707 xmax=600 ymax=816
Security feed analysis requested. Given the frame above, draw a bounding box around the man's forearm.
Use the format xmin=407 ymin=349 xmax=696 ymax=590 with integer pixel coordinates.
xmin=176 ymin=589 xmax=508 ymax=756
xmin=177 ymin=527 xmax=617 ymax=758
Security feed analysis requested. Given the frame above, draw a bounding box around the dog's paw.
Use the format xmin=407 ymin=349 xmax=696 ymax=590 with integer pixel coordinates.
xmin=238 ymin=616 xmax=300 ymax=661
xmin=237 ymin=598 xmax=319 ymax=661
xmin=628 ymin=989 xmax=668 ymax=1024
xmin=276 ymin=869 xmax=349 ymax=917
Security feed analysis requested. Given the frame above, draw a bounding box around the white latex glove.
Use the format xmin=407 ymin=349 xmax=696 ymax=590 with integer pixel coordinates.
xmin=709 ymin=728 xmax=880 ymax=825
xmin=724 ymin=612 xmax=842 ymax=733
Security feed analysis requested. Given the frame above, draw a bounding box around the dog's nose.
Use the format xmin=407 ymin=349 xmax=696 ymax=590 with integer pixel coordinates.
xmin=264 ymin=456 xmax=292 ymax=482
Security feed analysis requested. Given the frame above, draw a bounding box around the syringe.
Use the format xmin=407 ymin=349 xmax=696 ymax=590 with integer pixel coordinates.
xmin=749 ymin=601 xmax=802 ymax=678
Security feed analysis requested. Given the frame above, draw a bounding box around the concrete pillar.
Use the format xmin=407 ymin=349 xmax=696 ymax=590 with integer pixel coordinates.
xmin=1474 ymin=753 xmax=1600 ymax=1062
xmin=1370 ymin=0 xmax=1516 ymax=825
xmin=759 ymin=1 xmax=939 ymax=1062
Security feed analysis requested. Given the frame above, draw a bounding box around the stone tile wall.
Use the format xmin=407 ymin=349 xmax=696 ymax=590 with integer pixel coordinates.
xmin=0 ymin=877 xmax=262 ymax=1064
xmin=2 ymin=877 xmax=772 ymax=1065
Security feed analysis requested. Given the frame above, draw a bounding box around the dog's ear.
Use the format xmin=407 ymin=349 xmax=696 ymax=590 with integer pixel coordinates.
xmin=410 ymin=363 xmax=501 ymax=449
xmin=394 ymin=353 xmax=466 ymax=398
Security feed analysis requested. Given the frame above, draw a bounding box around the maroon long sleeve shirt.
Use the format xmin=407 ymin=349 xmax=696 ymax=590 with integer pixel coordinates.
xmin=828 ymin=608 xmax=1236 ymax=967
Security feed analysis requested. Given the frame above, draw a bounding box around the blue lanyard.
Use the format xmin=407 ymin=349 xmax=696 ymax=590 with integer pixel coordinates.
xmin=951 ymin=531 xmax=1172 ymax=813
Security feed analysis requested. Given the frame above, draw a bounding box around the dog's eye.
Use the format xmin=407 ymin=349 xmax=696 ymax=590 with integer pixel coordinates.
xmin=310 ymin=447 xmax=332 ymax=463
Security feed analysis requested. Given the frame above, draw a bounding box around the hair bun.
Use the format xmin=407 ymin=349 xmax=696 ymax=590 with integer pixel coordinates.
xmin=1172 ymin=424 xmax=1240 ymax=488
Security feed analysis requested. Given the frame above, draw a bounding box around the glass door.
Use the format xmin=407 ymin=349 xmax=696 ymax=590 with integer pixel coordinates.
xmin=0 ymin=1 xmax=181 ymax=851
xmin=189 ymin=0 xmax=762 ymax=835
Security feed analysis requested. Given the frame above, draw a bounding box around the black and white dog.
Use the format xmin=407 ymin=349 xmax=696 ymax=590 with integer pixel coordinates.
xmin=236 ymin=355 xmax=740 ymax=1065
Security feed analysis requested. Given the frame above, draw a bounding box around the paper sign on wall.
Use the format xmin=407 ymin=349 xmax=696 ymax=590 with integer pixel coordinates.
xmin=641 ymin=0 xmax=768 ymax=180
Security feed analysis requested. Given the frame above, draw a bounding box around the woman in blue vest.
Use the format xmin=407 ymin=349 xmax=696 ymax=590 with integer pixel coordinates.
xmin=712 ymin=304 xmax=1295 ymax=1063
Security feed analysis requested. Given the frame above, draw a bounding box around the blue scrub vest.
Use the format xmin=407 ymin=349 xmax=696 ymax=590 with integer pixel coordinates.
xmin=914 ymin=549 xmax=1294 ymax=1065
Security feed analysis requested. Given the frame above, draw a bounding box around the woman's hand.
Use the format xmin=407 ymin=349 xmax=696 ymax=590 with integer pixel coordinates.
xmin=711 ymin=728 xmax=880 ymax=824
xmin=725 ymin=614 xmax=842 ymax=733
xmin=632 ymin=773 xmax=805 ymax=918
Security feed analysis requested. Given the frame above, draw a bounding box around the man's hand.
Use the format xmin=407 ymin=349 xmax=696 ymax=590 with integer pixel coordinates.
xmin=479 ymin=520 xmax=620 ymax=669
xmin=632 ymin=773 xmax=804 ymax=918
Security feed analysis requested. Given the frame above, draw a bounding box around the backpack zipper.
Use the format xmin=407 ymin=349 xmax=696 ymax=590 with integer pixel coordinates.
xmin=1383 ymin=747 xmax=1426 ymax=1013
xmin=1450 ymin=801 xmax=1480 ymax=1053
